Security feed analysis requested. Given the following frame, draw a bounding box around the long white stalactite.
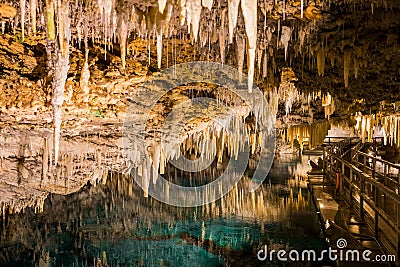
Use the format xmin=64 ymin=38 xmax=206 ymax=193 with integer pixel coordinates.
xmin=241 ymin=0 xmax=257 ymax=93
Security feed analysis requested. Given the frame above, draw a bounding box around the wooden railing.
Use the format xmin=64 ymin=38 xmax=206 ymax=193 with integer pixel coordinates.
xmin=322 ymin=140 xmax=400 ymax=265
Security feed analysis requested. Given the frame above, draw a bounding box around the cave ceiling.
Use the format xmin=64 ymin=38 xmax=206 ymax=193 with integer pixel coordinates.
xmin=0 ymin=0 xmax=399 ymax=109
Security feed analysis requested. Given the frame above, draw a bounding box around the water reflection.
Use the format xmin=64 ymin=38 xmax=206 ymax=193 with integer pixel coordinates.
xmin=0 ymin=152 xmax=328 ymax=266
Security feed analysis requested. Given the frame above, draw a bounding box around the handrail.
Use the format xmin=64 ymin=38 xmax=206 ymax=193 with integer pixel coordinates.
xmin=326 ymin=149 xmax=400 ymax=205
xmin=322 ymin=141 xmax=400 ymax=264
xmin=357 ymin=151 xmax=400 ymax=169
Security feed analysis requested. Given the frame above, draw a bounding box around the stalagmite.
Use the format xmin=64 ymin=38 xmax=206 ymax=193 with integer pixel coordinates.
xmin=281 ymin=26 xmax=291 ymax=61
xmin=228 ymin=0 xmax=240 ymax=44
xmin=241 ymin=0 xmax=257 ymax=93
xmin=344 ymin=49 xmax=351 ymax=88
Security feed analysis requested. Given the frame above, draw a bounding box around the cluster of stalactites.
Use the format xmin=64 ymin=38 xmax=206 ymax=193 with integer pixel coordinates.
xmin=278 ymin=68 xmax=333 ymax=118
xmin=354 ymin=113 xmax=400 ymax=147
xmin=135 ymin=115 xmax=257 ymax=197
xmin=0 ymin=193 xmax=48 ymax=220
xmin=283 ymin=120 xmax=330 ymax=150
xmin=321 ymin=92 xmax=335 ymax=119
xmin=0 ymin=0 xmax=327 ymax=93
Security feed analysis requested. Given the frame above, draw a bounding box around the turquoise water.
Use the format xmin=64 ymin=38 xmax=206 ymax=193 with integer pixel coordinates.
xmin=0 ymin=156 xmax=332 ymax=267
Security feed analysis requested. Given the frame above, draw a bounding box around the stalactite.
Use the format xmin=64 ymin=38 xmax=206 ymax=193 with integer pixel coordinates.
xmin=42 ymin=138 xmax=49 ymax=180
xmin=316 ymin=46 xmax=325 ymax=76
xmin=155 ymin=6 xmax=171 ymax=69
xmin=158 ymin=0 xmax=167 ymax=14
xmin=228 ymin=0 xmax=240 ymax=44
xmin=322 ymin=93 xmax=335 ymax=119
xmin=299 ymin=27 xmax=305 ymax=51
xmin=80 ymin=48 xmax=90 ymax=105
xmin=219 ymin=9 xmax=226 ymax=64
xmin=119 ymin=18 xmax=128 ymax=70
xmin=281 ymin=26 xmax=291 ymax=61
xmin=30 ymin=0 xmax=37 ymax=35
xmin=257 ymin=48 xmax=263 ymax=74
xmin=46 ymin=0 xmax=70 ymax=166
xmin=344 ymin=49 xmax=351 ymax=88
xmin=283 ymin=0 xmax=286 ymax=20
xmin=301 ymin=0 xmax=304 ymax=18
xmin=241 ymin=0 xmax=257 ymax=93
xmin=329 ymin=51 xmax=335 ymax=67
xmin=262 ymin=50 xmax=268 ymax=78
xmin=236 ymin=36 xmax=245 ymax=82
xmin=191 ymin=0 xmax=202 ymax=43
xmin=354 ymin=57 xmax=359 ymax=79
xmin=20 ymin=0 xmax=26 ymax=42
xmin=202 ymin=0 xmax=213 ymax=10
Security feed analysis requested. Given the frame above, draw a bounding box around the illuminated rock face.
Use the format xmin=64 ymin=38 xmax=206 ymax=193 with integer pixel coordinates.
xmin=0 ymin=0 xmax=399 ymax=220
xmin=354 ymin=113 xmax=400 ymax=147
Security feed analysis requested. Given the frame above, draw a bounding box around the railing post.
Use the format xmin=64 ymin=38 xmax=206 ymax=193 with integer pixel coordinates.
xmin=372 ymin=157 xmax=376 ymax=179
xmin=360 ymin=174 xmax=364 ymax=222
xmin=397 ymin=200 xmax=400 ymax=266
xmin=341 ymin=161 xmax=345 ymax=196
xmin=363 ymin=156 xmax=367 ymax=172
xmin=397 ymin=170 xmax=400 ymax=195
xmin=350 ymin=147 xmax=354 ymax=164
xmin=349 ymin=167 xmax=353 ymax=207
xmin=375 ymin=187 xmax=379 ymax=237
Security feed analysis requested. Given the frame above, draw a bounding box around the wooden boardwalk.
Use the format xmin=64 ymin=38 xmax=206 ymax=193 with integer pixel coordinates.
xmin=308 ymin=137 xmax=399 ymax=266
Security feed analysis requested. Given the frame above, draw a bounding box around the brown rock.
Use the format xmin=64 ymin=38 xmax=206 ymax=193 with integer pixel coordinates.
xmin=0 ymin=3 xmax=17 ymax=19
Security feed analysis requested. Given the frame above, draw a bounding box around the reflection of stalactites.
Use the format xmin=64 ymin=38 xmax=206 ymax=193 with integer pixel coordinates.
xmin=151 ymin=144 xmax=161 ymax=184
xmin=65 ymin=153 xmax=73 ymax=178
xmin=286 ymin=120 xmax=330 ymax=150
xmin=201 ymin=221 xmax=206 ymax=241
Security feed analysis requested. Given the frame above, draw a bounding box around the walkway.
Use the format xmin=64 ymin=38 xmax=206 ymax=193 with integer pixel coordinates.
xmin=308 ymin=137 xmax=399 ymax=266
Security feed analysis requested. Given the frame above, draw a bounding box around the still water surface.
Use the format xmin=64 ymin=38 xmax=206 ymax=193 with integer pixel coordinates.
xmin=0 ymin=155 xmax=331 ymax=267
